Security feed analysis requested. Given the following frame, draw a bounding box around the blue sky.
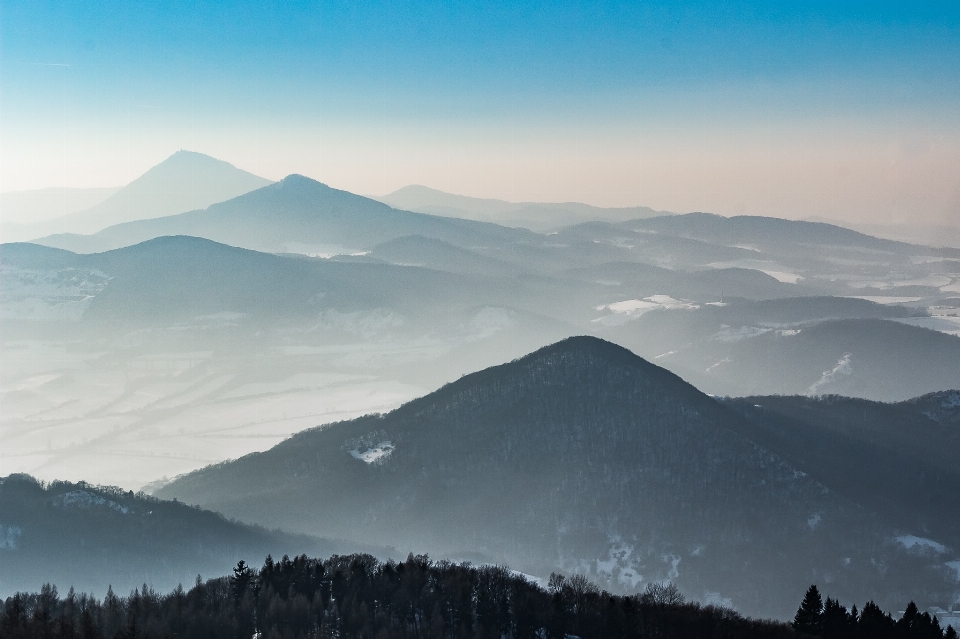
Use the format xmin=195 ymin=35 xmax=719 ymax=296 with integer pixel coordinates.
xmin=2 ymin=1 xmax=959 ymax=224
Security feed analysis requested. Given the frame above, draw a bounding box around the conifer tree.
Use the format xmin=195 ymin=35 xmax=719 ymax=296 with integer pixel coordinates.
xmin=231 ymin=560 xmax=253 ymax=605
xmin=793 ymin=584 xmax=824 ymax=635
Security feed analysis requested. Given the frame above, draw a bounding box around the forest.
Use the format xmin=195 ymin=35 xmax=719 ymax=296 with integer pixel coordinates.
xmin=2 ymin=553 xmax=955 ymax=639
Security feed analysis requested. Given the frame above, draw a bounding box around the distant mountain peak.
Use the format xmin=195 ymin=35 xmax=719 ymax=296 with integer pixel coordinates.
xmin=524 ymin=334 xmax=640 ymax=362
xmin=149 ymin=149 xmax=251 ymax=172
xmin=167 ymin=149 xmax=219 ymax=160
xmin=507 ymin=335 xmax=682 ymax=375
xmin=390 ymin=184 xmax=441 ymax=194
xmin=5 ymin=151 xmax=273 ymax=240
xmin=402 ymin=335 xmax=704 ymax=418
xmin=274 ymin=173 xmax=329 ymax=189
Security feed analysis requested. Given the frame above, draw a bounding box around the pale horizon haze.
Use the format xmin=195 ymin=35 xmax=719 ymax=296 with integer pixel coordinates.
xmin=2 ymin=2 xmax=959 ymax=227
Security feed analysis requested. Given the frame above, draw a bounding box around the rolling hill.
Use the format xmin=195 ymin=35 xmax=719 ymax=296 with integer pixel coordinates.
xmin=0 ymin=474 xmax=378 ymax=597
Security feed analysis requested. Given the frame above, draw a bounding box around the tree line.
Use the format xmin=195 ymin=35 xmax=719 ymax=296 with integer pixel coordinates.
xmin=1 ymin=553 xmax=955 ymax=639
xmin=792 ymin=585 xmax=956 ymax=639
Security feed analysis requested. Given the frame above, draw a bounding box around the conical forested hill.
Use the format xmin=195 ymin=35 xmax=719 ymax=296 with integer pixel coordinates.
xmin=158 ymin=337 xmax=958 ymax=618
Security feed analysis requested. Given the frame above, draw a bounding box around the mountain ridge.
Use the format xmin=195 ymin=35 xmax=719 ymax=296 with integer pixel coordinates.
xmin=374 ymin=184 xmax=670 ymax=231
xmin=30 ymin=174 xmax=537 ymax=255
xmin=0 ymin=473 xmax=383 ymax=597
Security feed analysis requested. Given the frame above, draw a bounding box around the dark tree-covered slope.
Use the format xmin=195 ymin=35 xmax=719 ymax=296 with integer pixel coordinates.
xmin=723 ymin=392 xmax=960 ymax=545
xmin=158 ymin=337 xmax=960 ymax=619
xmin=0 ymin=475 xmax=380 ymax=597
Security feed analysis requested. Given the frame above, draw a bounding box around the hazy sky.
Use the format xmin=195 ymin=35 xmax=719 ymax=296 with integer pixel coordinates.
xmin=2 ymin=1 xmax=959 ymax=226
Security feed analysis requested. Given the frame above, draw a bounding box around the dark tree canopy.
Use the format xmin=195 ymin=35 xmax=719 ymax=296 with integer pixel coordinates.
xmin=2 ymin=556 xmax=954 ymax=639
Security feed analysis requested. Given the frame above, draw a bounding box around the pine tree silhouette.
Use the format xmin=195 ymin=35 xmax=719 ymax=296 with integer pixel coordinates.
xmin=794 ymin=584 xmax=824 ymax=635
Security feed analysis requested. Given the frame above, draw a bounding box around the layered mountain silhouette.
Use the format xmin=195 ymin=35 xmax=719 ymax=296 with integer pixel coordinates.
xmin=3 ymin=151 xmax=270 ymax=243
xmin=375 ymin=184 xmax=669 ymax=231
xmin=626 ymin=212 xmax=949 ymax=256
xmin=157 ymin=336 xmax=959 ymax=619
xmin=0 ymin=187 xmax=120 ymax=225
xmin=603 ymin=304 xmax=960 ymax=401
xmin=0 ymin=474 xmax=374 ymax=597
xmin=0 ymin=236 xmax=588 ymax=329
xmin=32 ymin=176 xmax=536 ymax=255
xmin=3 ymin=238 xmax=955 ymax=401
xmin=21 ymin=164 xmax=959 ymax=316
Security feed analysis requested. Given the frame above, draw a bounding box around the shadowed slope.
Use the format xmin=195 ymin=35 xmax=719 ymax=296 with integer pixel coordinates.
xmin=159 ymin=336 xmax=958 ymax=618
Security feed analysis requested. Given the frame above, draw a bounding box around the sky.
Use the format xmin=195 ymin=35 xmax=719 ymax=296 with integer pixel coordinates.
xmin=1 ymin=1 xmax=959 ymax=226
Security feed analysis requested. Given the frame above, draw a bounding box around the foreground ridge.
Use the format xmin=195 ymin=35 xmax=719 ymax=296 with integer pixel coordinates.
xmin=2 ymin=553 xmax=778 ymax=639
xmin=4 ymin=553 xmax=954 ymax=639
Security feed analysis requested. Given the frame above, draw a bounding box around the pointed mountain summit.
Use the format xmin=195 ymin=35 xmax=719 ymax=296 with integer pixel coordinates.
xmin=158 ymin=336 xmax=956 ymax=618
xmin=10 ymin=151 xmax=271 ymax=241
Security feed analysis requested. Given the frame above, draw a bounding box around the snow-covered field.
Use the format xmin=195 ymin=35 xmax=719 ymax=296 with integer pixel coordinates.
xmin=594 ymin=295 xmax=698 ymax=326
xmin=0 ymin=339 xmax=428 ymax=489
xmin=706 ymin=260 xmax=803 ymax=284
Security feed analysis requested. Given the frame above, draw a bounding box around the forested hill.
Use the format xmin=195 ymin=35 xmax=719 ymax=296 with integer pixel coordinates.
xmin=158 ymin=336 xmax=960 ymax=619
xmin=723 ymin=391 xmax=960 ymax=544
xmin=0 ymin=475 xmax=386 ymax=597
xmin=3 ymin=553 xmax=954 ymax=639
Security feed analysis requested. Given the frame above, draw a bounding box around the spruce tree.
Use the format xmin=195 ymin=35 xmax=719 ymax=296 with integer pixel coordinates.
xmin=794 ymin=585 xmax=824 ymax=635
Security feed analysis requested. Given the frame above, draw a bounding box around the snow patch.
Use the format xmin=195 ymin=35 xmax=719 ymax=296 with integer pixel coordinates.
xmin=596 ymin=536 xmax=642 ymax=589
xmin=941 ymin=391 xmax=960 ymax=409
xmin=808 ymin=353 xmax=852 ymax=395
xmin=0 ymin=525 xmax=22 ymax=549
xmin=470 ymin=307 xmax=515 ymax=338
xmin=350 ymin=441 xmax=395 ymax=464
xmin=845 ymin=295 xmax=923 ymax=305
xmin=0 ymin=267 xmax=111 ymax=321
xmin=705 ymin=358 xmax=731 ymax=373
xmin=706 ymin=260 xmax=802 ymax=284
xmin=892 ymin=316 xmax=960 ymax=337
xmin=665 ymin=554 xmax=681 ymax=581
xmin=593 ymin=295 xmax=698 ymax=325
xmin=8 ymin=373 xmax=61 ymax=392
xmin=712 ymin=326 xmax=771 ymax=342
xmin=703 ymin=592 xmax=734 ymax=609
xmin=896 ymin=535 xmax=946 ymax=554
xmin=808 ymin=514 xmax=822 ymax=530
xmin=946 ymin=560 xmax=960 ymax=582
xmin=52 ymin=490 xmax=129 ymax=514
xmin=762 ymin=270 xmax=804 ymax=284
